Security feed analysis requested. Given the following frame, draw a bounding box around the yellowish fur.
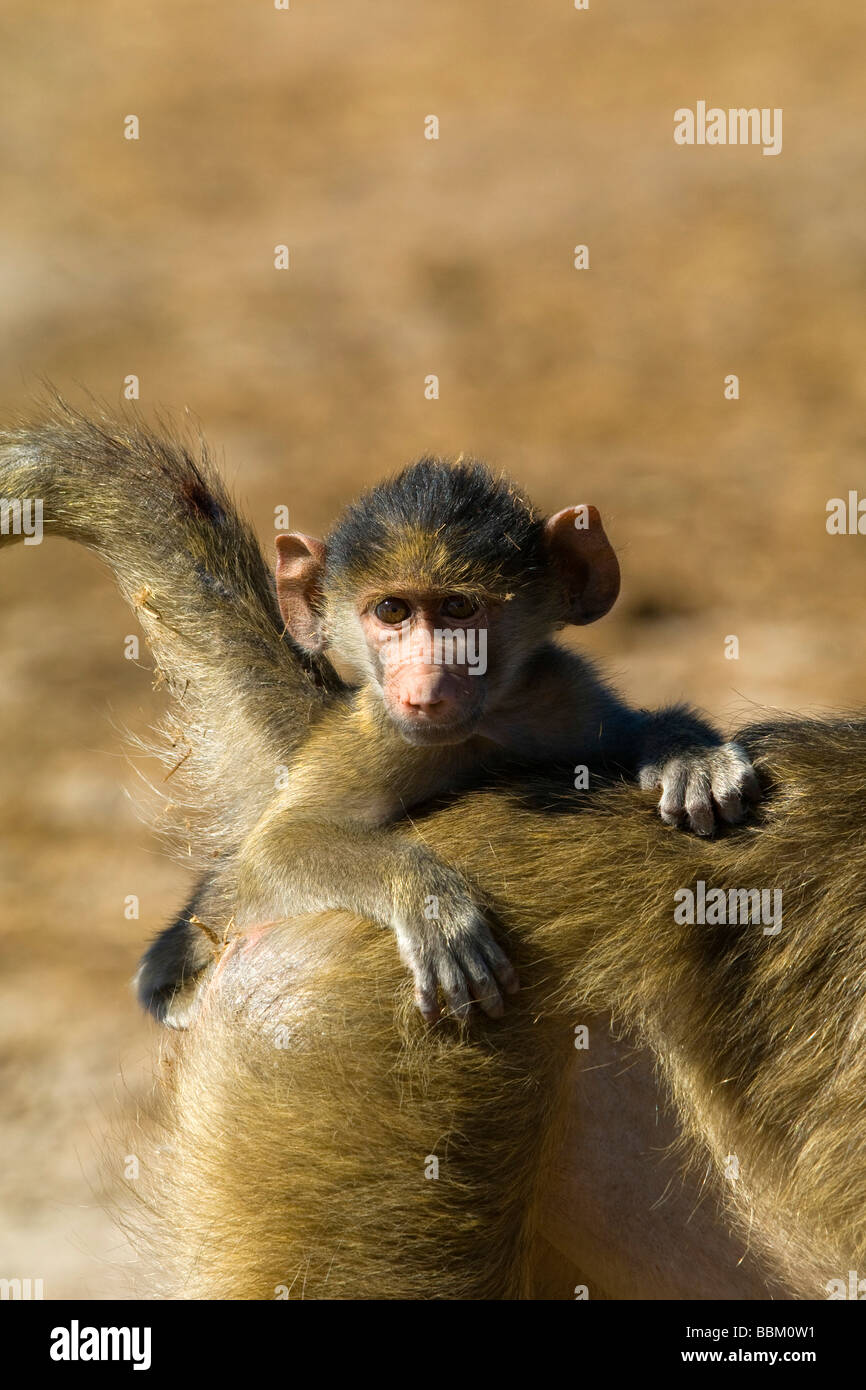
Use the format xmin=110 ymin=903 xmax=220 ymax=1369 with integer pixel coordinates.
xmin=127 ymin=718 xmax=866 ymax=1298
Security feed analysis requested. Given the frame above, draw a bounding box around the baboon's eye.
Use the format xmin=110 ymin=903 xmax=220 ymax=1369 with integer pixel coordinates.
xmin=441 ymin=594 xmax=478 ymax=621
xmin=375 ymin=597 xmax=411 ymax=625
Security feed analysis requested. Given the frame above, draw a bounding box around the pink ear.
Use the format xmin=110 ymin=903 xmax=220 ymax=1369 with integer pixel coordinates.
xmin=544 ymin=506 xmax=620 ymax=625
xmin=275 ymin=533 xmax=328 ymax=652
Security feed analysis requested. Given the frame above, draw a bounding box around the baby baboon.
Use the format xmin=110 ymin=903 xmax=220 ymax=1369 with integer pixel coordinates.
xmin=0 ymin=404 xmax=758 ymax=1027
xmin=148 ymin=461 xmax=760 ymax=1024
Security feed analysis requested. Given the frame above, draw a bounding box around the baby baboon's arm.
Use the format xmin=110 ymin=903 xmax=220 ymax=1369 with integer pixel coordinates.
xmin=595 ymin=693 xmax=762 ymax=836
xmin=239 ymin=815 xmax=516 ymax=1022
xmin=632 ymin=708 xmax=761 ymax=836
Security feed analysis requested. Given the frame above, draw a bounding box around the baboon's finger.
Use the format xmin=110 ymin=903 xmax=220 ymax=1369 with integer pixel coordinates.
xmin=739 ymin=765 xmax=763 ymax=803
xmin=483 ymin=937 xmax=520 ymax=996
xmin=714 ymin=786 xmax=746 ymax=825
xmin=658 ymin=761 xmax=689 ymax=827
xmin=459 ymin=946 xmax=505 ymax=1018
xmin=412 ymin=962 xmax=441 ymax=1024
xmin=437 ymin=953 xmax=473 ymax=1021
xmin=684 ymin=770 xmax=715 ymax=837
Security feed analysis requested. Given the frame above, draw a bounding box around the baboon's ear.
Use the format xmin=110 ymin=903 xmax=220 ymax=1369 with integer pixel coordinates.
xmin=544 ymin=506 xmax=620 ymax=625
xmin=275 ymin=533 xmax=328 ymax=652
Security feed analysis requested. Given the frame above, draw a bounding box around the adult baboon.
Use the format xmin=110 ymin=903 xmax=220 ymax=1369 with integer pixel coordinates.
xmin=129 ymin=716 xmax=865 ymax=1300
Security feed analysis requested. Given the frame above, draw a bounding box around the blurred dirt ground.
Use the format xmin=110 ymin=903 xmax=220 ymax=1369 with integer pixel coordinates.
xmin=1 ymin=0 xmax=865 ymax=1297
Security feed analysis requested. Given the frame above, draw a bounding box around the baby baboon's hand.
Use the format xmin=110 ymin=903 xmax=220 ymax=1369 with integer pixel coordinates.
xmin=392 ymin=858 xmax=519 ymax=1024
xmin=639 ymin=740 xmax=761 ymax=837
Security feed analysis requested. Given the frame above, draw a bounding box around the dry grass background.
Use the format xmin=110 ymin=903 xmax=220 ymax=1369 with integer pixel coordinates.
xmin=1 ymin=0 xmax=865 ymax=1297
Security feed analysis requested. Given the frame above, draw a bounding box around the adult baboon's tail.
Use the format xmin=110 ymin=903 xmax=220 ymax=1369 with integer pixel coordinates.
xmin=0 ymin=398 xmax=340 ymax=859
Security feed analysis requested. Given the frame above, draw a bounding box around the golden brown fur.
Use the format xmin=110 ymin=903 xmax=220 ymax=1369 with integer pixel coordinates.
xmin=128 ymin=716 xmax=866 ymax=1299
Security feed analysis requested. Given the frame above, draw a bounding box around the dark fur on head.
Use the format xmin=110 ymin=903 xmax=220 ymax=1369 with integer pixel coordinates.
xmin=324 ymin=457 xmax=547 ymax=599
